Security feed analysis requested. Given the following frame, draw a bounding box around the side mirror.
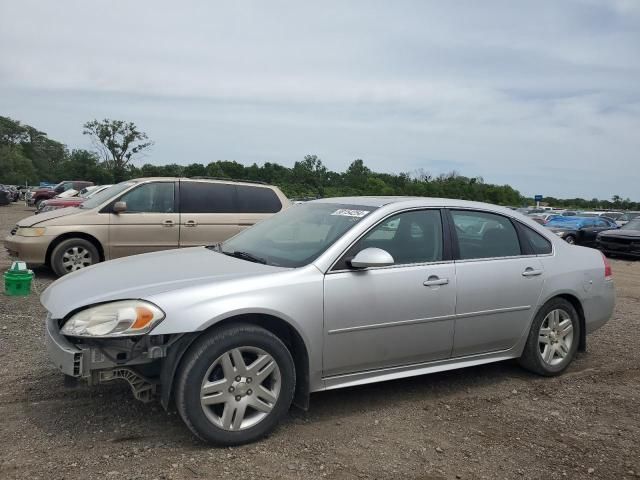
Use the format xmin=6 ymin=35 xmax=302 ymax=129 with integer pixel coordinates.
xmin=349 ymin=247 xmax=394 ymax=269
xmin=113 ymin=201 xmax=127 ymax=213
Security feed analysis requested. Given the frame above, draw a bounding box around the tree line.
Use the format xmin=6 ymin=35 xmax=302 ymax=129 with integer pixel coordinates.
xmin=1 ymin=115 xmax=637 ymax=210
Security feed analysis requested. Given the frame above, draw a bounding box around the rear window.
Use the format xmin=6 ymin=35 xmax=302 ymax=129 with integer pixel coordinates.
xmin=520 ymin=225 xmax=552 ymax=255
xmin=180 ymin=182 xmax=236 ymax=213
xmin=451 ymin=210 xmax=521 ymax=259
xmin=236 ymin=185 xmax=282 ymax=213
xmin=179 ymin=182 xmax=282 ymax=214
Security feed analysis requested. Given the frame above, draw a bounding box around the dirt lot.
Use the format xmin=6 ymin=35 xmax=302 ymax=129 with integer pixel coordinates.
xmin=0 ymin=202 xmax=639 ymax=480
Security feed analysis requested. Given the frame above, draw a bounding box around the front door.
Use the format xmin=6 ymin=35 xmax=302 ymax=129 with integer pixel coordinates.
xmin=448 ymin=209 xmax=544 ymax=357
xmin=109 ymin=181 xmax=179 ymax=259
xmin=323 ymin=209 xmax=456 ymax=377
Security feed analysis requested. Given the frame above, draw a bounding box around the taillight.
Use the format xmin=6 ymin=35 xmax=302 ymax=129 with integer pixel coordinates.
xmin=602 ymin=253 xmax=613 ymax=279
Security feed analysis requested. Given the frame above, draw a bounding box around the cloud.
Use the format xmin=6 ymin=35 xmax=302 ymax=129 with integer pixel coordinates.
xmin=1 ymin=0 xmax=638 ymax=199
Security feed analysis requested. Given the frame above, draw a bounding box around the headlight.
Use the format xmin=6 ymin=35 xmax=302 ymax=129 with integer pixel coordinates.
xmin=16 ymin=227 xmax=46 ymax=237
xmin=61 ymin=300 xmax=165 ymax=337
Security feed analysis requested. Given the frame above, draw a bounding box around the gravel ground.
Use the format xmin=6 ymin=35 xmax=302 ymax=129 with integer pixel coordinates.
xmin=0 ymin=202 xmax=639 ymax=480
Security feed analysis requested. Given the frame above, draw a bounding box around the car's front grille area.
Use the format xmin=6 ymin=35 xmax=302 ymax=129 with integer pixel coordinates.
xmin=601 ymin=237 xmax=633 ymax=245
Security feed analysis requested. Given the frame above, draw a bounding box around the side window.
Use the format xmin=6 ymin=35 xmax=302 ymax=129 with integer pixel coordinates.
xmin=451 ymin=210 xmax=521 ymax=260
xmin=119 ymin=182 xmax=175 ymax=213
xmin=180 ymin=182 xmax=236 ymax=213
xmin=594 ymin=219 xmax=609 ymax=228
xmin=338 ymin=210 xmax=443 ymax=268
xmin=520 ymin=224 xmax=552 ymax=255
xmin=236 ymin=185 xmax=282 ymax=213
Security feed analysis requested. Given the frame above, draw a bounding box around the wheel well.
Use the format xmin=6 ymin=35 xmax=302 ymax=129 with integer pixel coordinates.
xmin=556 ymin=294 xmax=586 ymax=352
xmin=45 ymin=233 xmax=105 ymax=266
xmin=161 ymin=313 xmax=311 ymax=411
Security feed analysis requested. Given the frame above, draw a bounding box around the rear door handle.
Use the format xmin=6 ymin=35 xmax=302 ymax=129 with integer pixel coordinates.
xmin=162 ymin=220 xmax=175 ymax=227
xmin=423 ymin=276 xmax=449 ymax=287
xmin=184 ymin=220 xmax=197 ymax=227
xmin=522 ymin=268 xmax=543 ymax=277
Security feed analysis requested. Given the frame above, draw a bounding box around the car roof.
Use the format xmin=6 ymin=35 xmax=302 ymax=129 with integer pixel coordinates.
xmin=130 ymin=177 xmax=275 ymax=187
xmin=310 ymin=196 xmax=517 ymax=212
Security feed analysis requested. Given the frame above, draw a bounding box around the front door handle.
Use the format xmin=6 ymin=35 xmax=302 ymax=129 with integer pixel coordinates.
xmin=184 ymin=220 xmax=197 ymax=227
xmin=522 ymin=267 xmax=543 ymax=277
xmin=162 ymin=220 xmax=175 ymax=227
xmin=423 ymin=276 xmax=449 ymax=287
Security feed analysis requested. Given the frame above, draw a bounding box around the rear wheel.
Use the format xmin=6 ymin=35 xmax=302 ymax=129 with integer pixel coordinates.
xmin=564 ymin=235 xmax=576 ymax=245
xmin=518 ymin=298 xmax=580 ymax=376
xmin=175 ymin=324 xmax=295 ymax=445
xmin=50 ymin=238 xmax=100 ymax=276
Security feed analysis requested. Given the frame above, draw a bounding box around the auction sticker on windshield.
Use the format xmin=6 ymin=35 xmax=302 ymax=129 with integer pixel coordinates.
xmin=331 ymin=209 xmax=370 ymax=218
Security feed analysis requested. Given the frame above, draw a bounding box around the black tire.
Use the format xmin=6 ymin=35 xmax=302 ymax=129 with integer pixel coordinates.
xmin=50 ymin=237 xmax=100 ymax=277
xmin=35 ymin=198 xmax=44 ymax=208
xmin=564 ymin=235 xmax=576 ymax=245
xmin=175 ymin=323 xmax=296 ymax=445
xmin=518 ymin=298 xmax=581 ymax=376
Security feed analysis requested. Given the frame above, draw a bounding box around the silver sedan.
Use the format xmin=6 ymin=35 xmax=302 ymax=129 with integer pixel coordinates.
xmin=41 ymin=197 xmax=615 ymax=445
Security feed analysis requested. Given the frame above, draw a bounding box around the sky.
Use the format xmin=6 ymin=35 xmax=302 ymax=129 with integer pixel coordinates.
xmin=1 ymin=0 xmax=639 ymax=200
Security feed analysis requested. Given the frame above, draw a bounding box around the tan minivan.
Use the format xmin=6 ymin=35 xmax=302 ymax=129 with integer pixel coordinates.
xmin=5 ymin=177 xmax=289 ymax=276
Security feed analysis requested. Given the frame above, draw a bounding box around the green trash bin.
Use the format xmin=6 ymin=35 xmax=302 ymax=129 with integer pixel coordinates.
xmin=4 ymin=261 xmax=34 ymax=296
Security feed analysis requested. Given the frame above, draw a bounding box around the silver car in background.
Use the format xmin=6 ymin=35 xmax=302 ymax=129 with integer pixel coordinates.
xmin=41 ymin=197 xmax=615 ymax=445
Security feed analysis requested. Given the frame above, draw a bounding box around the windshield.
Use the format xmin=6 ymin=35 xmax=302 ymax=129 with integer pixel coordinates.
xmin=220 ymin=203 xmax=376 ymax=267
xmin=622 ymin=218 xmax=640 ymax=230
xmin=79 ymin=182 xmax=134 ymax=209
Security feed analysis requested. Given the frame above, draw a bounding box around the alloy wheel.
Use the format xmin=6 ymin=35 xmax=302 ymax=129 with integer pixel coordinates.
xmin=61 ymin=246 xmax=94 ymax=272
xmin=538 ymin=308 xmax=574 ymax=366
xmin=200 ymin=346 xmax=281 ymax=431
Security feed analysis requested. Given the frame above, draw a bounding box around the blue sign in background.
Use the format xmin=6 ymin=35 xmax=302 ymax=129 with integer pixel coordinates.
xmin=534 ymin=194 xmax=543 ymax=202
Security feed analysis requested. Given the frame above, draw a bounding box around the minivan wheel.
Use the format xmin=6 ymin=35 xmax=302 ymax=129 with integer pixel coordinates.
xmin=50 ymin=238 xmax=100 ymax=276
xmin=518 ymin=298 xmax=581 ymax=376
xmin=175 ymin=324 xmax=295 ymax=445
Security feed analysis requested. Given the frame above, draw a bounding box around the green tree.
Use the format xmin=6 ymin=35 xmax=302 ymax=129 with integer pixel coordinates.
xmin=83 ymin=119 xmax=153 ymax=182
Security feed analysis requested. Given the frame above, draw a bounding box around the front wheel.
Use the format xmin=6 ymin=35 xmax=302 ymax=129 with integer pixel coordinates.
xmin=564 ymin=235 xmax=576 ymax=245
xmin=518 ymin=298 xmax=581 ymax=376
xmin=175 ymin=324 xmax=296 ymax=445
xmin=50 ymin=238 xmax=100 ymax=276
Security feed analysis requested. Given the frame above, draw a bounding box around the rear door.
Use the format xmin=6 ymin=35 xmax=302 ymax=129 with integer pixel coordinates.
xmin=449 ymin=209 xmax=545 ymax=357
xmin=108 ymin=181 xmax=179 ymax=258
xmin=178 ymin=181 xmax=241 ymax=247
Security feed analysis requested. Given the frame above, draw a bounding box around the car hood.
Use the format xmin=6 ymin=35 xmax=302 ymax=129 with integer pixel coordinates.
xmin=599 ymin=229 xmax=640 ymax=238
xmin=41 ymin=247 xmax=285 ymax=319
xmin=18 ymin=207 xmax=82 ymax=227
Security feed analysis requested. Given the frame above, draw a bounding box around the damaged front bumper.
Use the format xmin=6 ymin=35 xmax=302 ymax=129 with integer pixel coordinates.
xmin=45 ymin=314 xmax=165 ymax=402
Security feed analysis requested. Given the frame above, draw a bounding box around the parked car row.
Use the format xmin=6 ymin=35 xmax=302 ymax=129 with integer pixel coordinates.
xmin=35 ymin=184 xmax=113 ymax=213
xmin=0 ymin=184 xmax=20 ymax=205
xmin=27 ymin=180 xmax=95 ymax=207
